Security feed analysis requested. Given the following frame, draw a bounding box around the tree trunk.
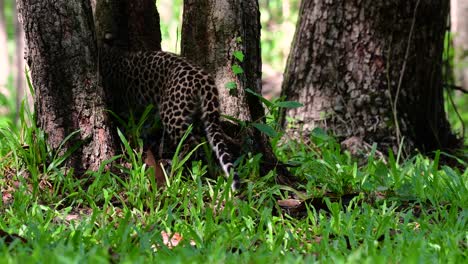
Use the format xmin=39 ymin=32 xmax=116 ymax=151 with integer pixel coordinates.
xmin=94 ymin=0 xmax=162 ymax=144
xmin=281 ymin=0 xmax=460 ymax=155
xmin=17 ymin=0 xmax=116 ymax=174
xmin=181 ymin=0 xmax=262 ymax=122
xmin=181 ymin=0 xmax=295 ymax=184
xmin=128 ymin=0 xmax=161 ymax=51
xmin=94 ymin=0 xmax=161 ymax=52
xmin=451 ymin=0 xmax=468 ymax=92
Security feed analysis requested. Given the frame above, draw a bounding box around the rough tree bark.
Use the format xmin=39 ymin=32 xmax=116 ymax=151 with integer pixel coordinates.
xmin=127 ymin=0 xmax=161 ymax=51
xmin=94 ymin=0 xmax=161 ymax=52
xmin=17 ymin=0 xmax=116 ymax=174
xmin=181 ymin=0 xmax=294 ymax=183
xmin=281 ymin=0 xmax=460 ymax=155
xmin=181 ymin=0 xmax=262 ymax=122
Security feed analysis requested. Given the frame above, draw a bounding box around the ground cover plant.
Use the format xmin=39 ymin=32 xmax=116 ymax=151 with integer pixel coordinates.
xmin=0 ymin=91 xmax=466 ymax=263
xmin=1 ymin=1 xmax=467 ymax=262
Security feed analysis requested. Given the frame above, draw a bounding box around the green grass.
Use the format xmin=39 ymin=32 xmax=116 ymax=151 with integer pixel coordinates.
xmin=0 ymin=99 xmax=466 ymax=263
xmin=1 ymin=1 xmax=467 ymax=262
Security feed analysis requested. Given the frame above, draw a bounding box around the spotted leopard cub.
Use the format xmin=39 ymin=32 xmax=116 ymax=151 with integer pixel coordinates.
xmin=99 ymin=38 xmax=240 ymax=190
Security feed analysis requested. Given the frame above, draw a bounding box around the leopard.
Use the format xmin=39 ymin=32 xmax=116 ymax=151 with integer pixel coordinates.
xmin=99 ymin=34 xmax=240 ymax=190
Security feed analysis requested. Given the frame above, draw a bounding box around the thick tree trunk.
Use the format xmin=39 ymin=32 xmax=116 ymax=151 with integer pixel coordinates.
xmin=181 ymin=0 xmax=294 ymax=184
xmin=94 ymin=0 xmax=162 ymax=145
xmin=281 ymin=0 xmax=459 ymax=155
xmin=94 ymin=0 xmax=161 ymax=52
xmin=17 ymin=0 xmax=116 ymax=174
xmin=127 ymin=0 xmax=161 ymax=51
xmin=181 ymin=0 xmax=262 ymax=122
xmin=451 ymin=0 xmax=468 ymax=92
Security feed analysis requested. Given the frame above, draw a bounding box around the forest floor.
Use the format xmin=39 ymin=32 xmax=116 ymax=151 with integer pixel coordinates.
xmin=1 ymin=0 xmax=467 ymax=261
xmin=0 ymin=113 xmax=466 ymax=263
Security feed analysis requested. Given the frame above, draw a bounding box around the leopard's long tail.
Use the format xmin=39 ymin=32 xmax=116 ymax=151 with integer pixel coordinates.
xmin=199 ymin=77 xmax=240 ymax=190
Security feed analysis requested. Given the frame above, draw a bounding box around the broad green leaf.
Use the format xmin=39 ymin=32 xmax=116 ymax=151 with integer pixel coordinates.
xmin=275 ymin=101 xmax=303 ymax=108
xmin=233 ymin=51 xmax=244 ymax=62
xmin=225 ymin=81 xmax=237 ymax=90
xmin=232 ymin=64 xmax=244 ymax=75
xmin=252 ymin=122 xmax=278 ymax=138
xmin=245 ymin=88 xmax=273 ymax=108
xmin=311 ymin=127 xmax=330 ymax=141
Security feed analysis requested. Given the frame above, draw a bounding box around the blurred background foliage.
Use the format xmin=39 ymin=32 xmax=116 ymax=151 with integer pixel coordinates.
xmin=0 ymin=0 xmax=17 ymax=127
xmin=0 ymin=0 xmax=467 ymax=143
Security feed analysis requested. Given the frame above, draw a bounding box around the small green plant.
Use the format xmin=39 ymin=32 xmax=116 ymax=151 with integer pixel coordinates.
xmin=225 ymin=42 xmax=303 ymax=140
xmin=245 ymin=87 xmax=302 ymax=139
xmin=0 ymin=2 xmax=466 ymax=262
xmin=225 ymin=38 xmax=246 ymax=91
